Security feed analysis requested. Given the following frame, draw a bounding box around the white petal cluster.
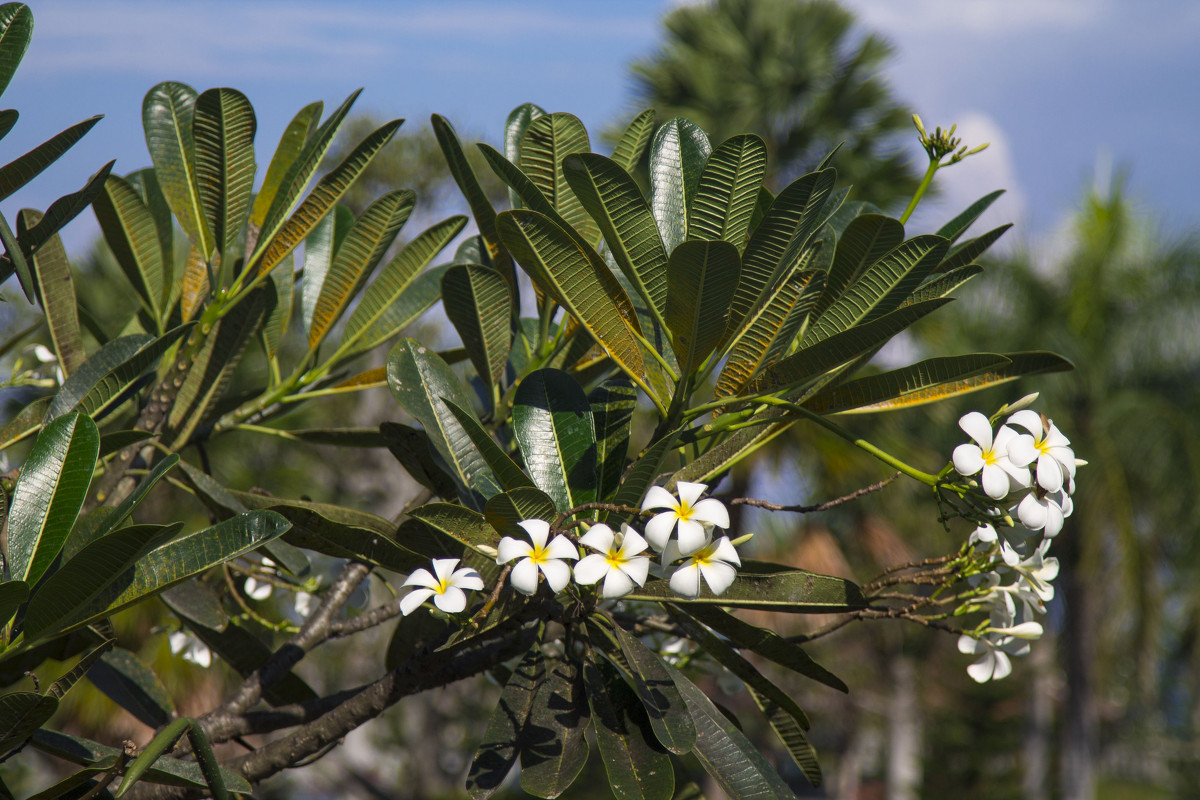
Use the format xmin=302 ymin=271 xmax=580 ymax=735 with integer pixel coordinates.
xmin=951 ymin=404 xmax=1083 ymax=683
xmin=168 ymin=631 xmax=213 ymax=668
xmin=497 ymin=483 xmax=740 ymax=601
xmin=400 ymin=558 xmax=485 ymax=614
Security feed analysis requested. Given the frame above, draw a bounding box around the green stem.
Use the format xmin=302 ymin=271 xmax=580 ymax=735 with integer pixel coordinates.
xmin=900 ymin=160 xmax=939 ymax=225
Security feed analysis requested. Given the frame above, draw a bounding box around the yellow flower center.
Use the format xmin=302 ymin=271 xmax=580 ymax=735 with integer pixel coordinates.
xmin=433 ymin=578 xmax=449 ymax=595
xmin=676 ymin=500 xmax=694 ymax=521
xmin=528 ymin=545 xmax=547 ymax=565
xmin=689 ymin=542 xmax=719 ymax=566
xmin=605 ymin=548 xmax=625 ymax=568
xmin=981 ymin=447 xmax=999 ymax=465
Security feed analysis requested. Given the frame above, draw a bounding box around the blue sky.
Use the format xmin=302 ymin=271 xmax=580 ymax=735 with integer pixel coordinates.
xmin=3 ymin=0 xmax=1198 ymax=258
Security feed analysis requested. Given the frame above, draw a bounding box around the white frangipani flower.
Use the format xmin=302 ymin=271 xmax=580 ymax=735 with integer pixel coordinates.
xmin=642 ymin=481 xmax=730 ymax=556
xmin=168 ymin=632 xmax=213 ymax=668
xmin=1013 ymin=539 xmax=1059 ymax=603
xmin=496 ymin=519 xmax=579 ymax=596
xmin=957 ymin=633 xmax=1030 ymax=683
xmin=952 ymin=412 xmax=1030 ymax=499
xmin=662 ymin=536 xmax=741 ymax=599
xmin=400 ymin=558 xmax=484 ymax=615
xmin=244 ymin=576 xmax=273 ymax=601
xmin=1016 ymin=491 xmax=1065 ymax=538
xmin=1006 ymin=410 xmax=1076 ymax=494
xmin=573 ymin=523 xmax=651 ymax=599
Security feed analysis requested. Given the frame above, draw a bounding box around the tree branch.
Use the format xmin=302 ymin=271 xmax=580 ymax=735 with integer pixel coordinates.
xmin=729 ymin=471 xmax=900 ymax=513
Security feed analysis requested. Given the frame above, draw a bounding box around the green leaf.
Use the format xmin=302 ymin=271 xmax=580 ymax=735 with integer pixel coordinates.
xmin=688 ymin=134 xmax=768 ymax=247
xmin=126 ymin=168 xmax=175 ymax=297
xmin=80 ymin=454 xmax=179 ymax=547
xmin=345 ymin=262 xmax=450 ymax=358
xmin=185 ymin=620 xmax=316 ymax=707
xmin=808 ymin=351 xmax=1074 ymax=413
xmin=0 ymin=692 xmax=58 ymax=759
xmin=23 ymin=523 xmax=182 ymax=640
xmin=683 ymin=606 xmax=845 ymax=692
xmin=583 ymin=658 xmax=674 ymax=800
xmin=47 ymin=326 xmax=190 ymax=422
xmin=609 ymin=427 xmax=683 ymax=515
xmin=520 ymin=657 xmax=590 ymax=799
xmin=440 ymin=398 xmax=534 ymax=493
xmin=432 ymin=114 xmax=508 ymax=270
xmin=6 ymin=412 xmax=99 ymax=587
xmin=386 ymin=339 xmax=500 ymax=503
xmin=160 ymin=581 xmax=228 ymax=632
xmin=300 ymin=204 xmax=354 ymax=334
xmin=261 ymin=251 xmax=293 ymax=359
xmin=0 ymin=581 xmax=28 ymax=629
xmin=35 ymin=511 xmax=290 ymax=640
xmin=752 ymin=298 xmax=954 ymax=395
xmin=21 ymin=210 xmax=85 ymax=375
xmin=8 ymin=161 xmax=115 ymax=270
xmin=308 ymin=189 xmax=414 ymax=349
xmin=342 ymin=215 xmax=466 ymax=361
xmin=665 ymin=239 xmax=740 ymax=375
xmin=903 ymin=265 xmax=983 ymax=306
xmin=518 ymin=112 xmax=598 ymax=246
xmin=440 ymin=263 xmax=512 ymax=387
xmin=726 ymin=169 xmax=836 ymax=340
xmin=0 ymin=3 xmax=33 ymax=99
xmin=589 ymin=379 xmax=636 ymax=502
xmin=2 ymin=206 xmax=34 ymax=301
xmin=385 ymin=604 xmax=455 ymax=670
xmin=253 ymin=91 xmax=363 ymax=268
xmin=606 ymin=620 xmax=696 ymax=755
xmin=610 ymin=110 xmax=656 ymax=174
xmin=0 ymin=108 xmax=16 ymax=141
xmin=255 ymin=116 xmax=401 ymax=279
xmin=751 ymin=686 xmax=822 ymax=787
xmin=0 ymin=396 xmax=48 ymax=451
xmin=94 ymin=172 xmax=169 ymax=319
xmin=380 ymin=422 xmax=460 ymax=499
xmin=716 ymin=268 xmax=824 ymax=399
xmin=194 ymin=87 xmax=256 ymax=283
xmin=628 ymin=561 xmax=867 ymax=613
xmin=484 ymin=487 xmax=558 ymax=540
xmin=667 ymin=608 xmax=811 ymax=731
xmin=936 ymin=189 xmax=1004 ymax=243
xmin=664 ymin=663 xmax=798 ymax=800
xmin=467 ymin=645 xmax=545 ymax=800
xmin=817 ymin=214 xmax=905 ymax=320
xmin=803 ymin=234 xmax=950 ymax=346
xmin=649 ymin=118 xmax=711 ymax=254
xmin=936 ymin=224 xmax=1012 ymax=273
xmin=409 ymin=503 xmax=500 ymax=556
xmin=143 ymin=81 xmax=212 ymax=255
xmin=0 ymin=115 xmax=102 ymax=201
xmin=250 ymin=100 xmax=321 ymax=228
xmin=563 ymin=152 xmax=669 ymax=324
xmin=512 ymin=369 xmax=597 ymax=512
xmin=87 ymin=647 xmax=175 ymax=729
xmin=504 ymin=103 xmax=547 ymax=209
xmin=497 ymin=210 xmax=647 ymax=388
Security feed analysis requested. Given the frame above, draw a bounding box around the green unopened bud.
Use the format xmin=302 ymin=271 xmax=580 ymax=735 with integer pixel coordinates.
xmin=729 ymin=532 xmax=755 ymax=548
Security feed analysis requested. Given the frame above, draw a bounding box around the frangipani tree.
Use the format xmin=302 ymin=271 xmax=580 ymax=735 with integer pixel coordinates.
xmin=1 ymin=6 xmax=1083 ymax=797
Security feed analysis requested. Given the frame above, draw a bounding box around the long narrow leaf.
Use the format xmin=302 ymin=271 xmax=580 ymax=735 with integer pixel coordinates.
xmin=93 ymin=175 xmax=167 ymax=322
xmin=143 ymin=81 xmax=212 ymax=255
xmin=649 ymin=118 xmax=711 ymax=254
xmin=0 ymin=115 xmax=101 ymax=201
xmin=512 ymin=368 xmax=597 ymax=512
xmin=194 ymin=87 xmax=257 ymax=279
xmin=21 ymin=210 xmax=84 ymax=374
xmin=441 ymin=263 xmax=512 ymax=387
xmin=665 ymin=239 xmax=740 ymax=376
xmin=688 ymin=133 xmax=767 ymax=247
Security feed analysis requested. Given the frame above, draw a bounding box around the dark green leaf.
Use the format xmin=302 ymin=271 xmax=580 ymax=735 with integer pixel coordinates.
xmin=346 ymin=262 xmax=450 ymax=358
xmin=467 ymin=645 xmax=545 ymax=799
xmin=936 ymin=189 xmax=1004 ymax=243
xmin=0 ymin=4 xmax=33 ymax=99
xmin=194 ymin=87 xmax=257 ymax=278
xmin=520 ymin=657 xmax=590 ymax=799
xmin=627 ymin=560 xmax=867 ymax=613
xmin=160 ymin=581 xmax=228 ymax=632
xmin=440 ymin=398 xmax=535 ymax=493
xmin=665 ymin=239 xmax=740 ymax=375
xmin=903 ymin=265 xmax=983 ymax=306
xmin=610 ymin=110 xmax=656 ymax=174
xmin=936 ymin=223 xmax=1012 ymax=273
xmin=0 ymin=396 xmax=48 ymax=451
xmin=380 ymin=421 xmax=460 ymax=499
xmin=432 ymin=113 xmax=509 ymax=274
xmin=518 ymin=112 xmax=598 ymax=246
xmin=6 ymin=412 xmax=99 ymax=587
xmin=512 ymin=369 xmax=596 ymax=512
xmin=0 ymin=115 xmax=101 ymax=201
xmin=649 ymin=118 xmax=711 ymax=253
xmin=0 ymin=581 xmax=28 ymax=629
xmin=250 ymin=101 xmax=322 ymax=228
xmin=126 ymin=168 xmax=175 ymax=295
xmin=8 ymin=161 xmax=115 ymax=269
xmin=142 ymin=82 xmax=211 ymax=254
xmin=409 ymin=502 xmax=500 ymax=555
xmin=817 ymin=214 xmax=905 ymax=320
xmin=583 ymin=659 xmax=674 ymax=800
xmin=87 ymin=647 xmax=175 ymax=728
xmin=0 ymin=692 xmax=58 ymax=759
xmin=442 ymin=263 xmax=512 ymax=387
xmin=688 ymin=134 xmax=767 ymax=247
xmin=21 ymin=210 xmax=85 ymax=375
xmin=606 ymin=620 xmax=696 ymax=755
xmin=300 ymin=203 xmax=353 ymax=334
xmin=589 ymin=378 xmax=636 ymax=502
xmin=751 ymin=687 xmax=822 ymax=787
xmin=484 ymin=487 xmax=558 ymax=540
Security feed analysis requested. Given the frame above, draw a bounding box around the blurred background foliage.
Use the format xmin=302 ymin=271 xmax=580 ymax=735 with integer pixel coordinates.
xmin=5 ymin=0 xmax=1198 ymax=798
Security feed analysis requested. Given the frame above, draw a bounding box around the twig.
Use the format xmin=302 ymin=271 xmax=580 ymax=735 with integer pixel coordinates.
xmin=730 ymin=471 xmax=900 ymax=513
xmin=551 ymin=502 xmax=648 ymax=533
xmin=328 ymin=600 xmax=404 ymax=639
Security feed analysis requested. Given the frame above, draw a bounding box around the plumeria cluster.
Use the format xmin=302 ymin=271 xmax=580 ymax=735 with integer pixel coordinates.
xmin=949 ymin=401 xmax=1084 ymax=682
xmin=399 ymin=482 xmax=741 ymax=616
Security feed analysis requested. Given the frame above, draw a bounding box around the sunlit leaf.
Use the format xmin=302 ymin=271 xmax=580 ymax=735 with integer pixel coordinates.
xmin=512 ymin=369 xmax=597 ymax=512
xmin=688 ymin=133 xmax=767 ymax=247
xmin=665 ymin=239 xmax=740 ymax=375
xmin=649 ymin=118 xmax=711 ymax=254
xmin=440 ymin=262 xmax=511 ymax=387
xmin=143 ymin=81 xmax=212 ymax=255
xmin=194 ymin=87 xmax=256 ymax=279
xmin=610 ymin=109 xmax=656 ymax=174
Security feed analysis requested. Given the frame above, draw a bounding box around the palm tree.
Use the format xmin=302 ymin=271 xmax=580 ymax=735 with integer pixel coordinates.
xmin=629 ymin=0 xmax=919 ymax=206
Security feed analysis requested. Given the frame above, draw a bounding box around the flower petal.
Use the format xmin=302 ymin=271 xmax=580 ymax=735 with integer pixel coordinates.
xmin=642 ymin=485 xmax=678 ymax=512
xmin=431 ymin=558 xmax=460 ymax=582
xmin=690 ymin=498 xmax=730 ymax=529
xmin=1006 ymin=435 xmax=1038 ymax=468
xmin=510 ymin=558 xmax=540 ymax=595
xmin=966 ymin=653 xmax=995 ymax=683
xmin=959 ymin=411 xmax=994 ymax=448
xmin=991 ymin=650 xmax=1013 ymax=680
xmin=497 ymin=536 xmax=532 ymax=564
xmin=711 ymin=537 xmax=742 ymax=567
xmin=952 ymin=444 xmax=985 ymax=476
xmin=981 ymin=464 xmax=1011 ymax=500
xmin=669 ymin=564 xmax=702 ymax=599
xmin=433 ymin=586 xmax=467 ymax=613
xmin=1017 ymin=493 xmax=1048 ymax=530
xmin=676 ymin=481 xmax=707 ymax=506
xmin=1007 ymin=409 xmax=1042 ymax=437
xmin=957 ymin=635 xmax=982 ymax=655
xmin=675 ymin=519 xmax=709 ymax=556
xmin=617 ymin=527 xmax=649 ymax=557
xmin=539 ymin=559 xmax=572 ymax=593
xmin=620 ymin=556 xmax=651 ymax=587
xmin=578 ymin=524 xmax=615 ymax=553
xmin=644 ymin=512 xmax=677 ymax=551
xmin=450 ymin=568 xmax=484 ymax=591
xmin=517 ymin=518 xmax=550 ymax=548
xmin=545 ymin=534 xmax=580 ymax=561
xmin=400 ymin=588 xmax=435 ymax=616
xmin=699 ymin=560 xmax=737 ymax=596
xmin=573 ymin=554 xmax=609 ymax=585
xmin=1036 ymin=455 xmax=1064 ymax=493
xmin=601 ymin=569 xmax=635 ymax=599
